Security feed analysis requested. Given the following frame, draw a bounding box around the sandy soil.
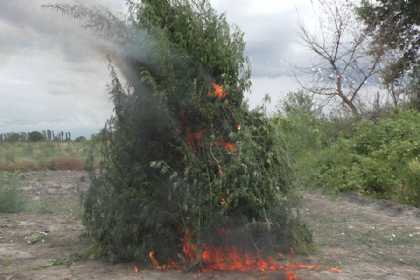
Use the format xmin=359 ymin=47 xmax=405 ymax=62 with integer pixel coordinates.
xmin=0 ymin=171 xmax=419 ymax=280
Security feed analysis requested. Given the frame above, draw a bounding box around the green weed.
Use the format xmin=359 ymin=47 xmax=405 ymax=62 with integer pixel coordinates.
xmin=0 ymin=172 xmax=24 ymax=213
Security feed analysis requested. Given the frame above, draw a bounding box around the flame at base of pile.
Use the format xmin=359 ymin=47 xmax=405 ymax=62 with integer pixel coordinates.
xmin=140 ymin=231 xmax=341 ymax=280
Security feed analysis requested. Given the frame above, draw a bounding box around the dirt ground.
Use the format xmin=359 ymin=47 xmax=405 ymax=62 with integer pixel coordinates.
xmin=0 ymin=171 xmax=419 ymax=280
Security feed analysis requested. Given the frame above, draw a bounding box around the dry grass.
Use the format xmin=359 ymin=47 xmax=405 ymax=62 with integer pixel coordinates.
xmin=0 ymin=161 xmax=40 ymax=172
xmin=0 ymin=142 xmax=97 ymax=171
xmin=48 ymin=157 xmax=85 ymax=171
xmin=0 ymin=157 xmax=85 ymax=171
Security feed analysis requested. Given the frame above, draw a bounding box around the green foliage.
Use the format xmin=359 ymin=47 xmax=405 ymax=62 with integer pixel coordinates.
xmin=277 ymin=93 xmax=323 ymax=152
xmin=281 ymin=90 xmax=320 ymax=117
xmin=273 ymin=91 xmax=334 ymax=189
xmin=357 ymin=0 xmax=420 ymax=86
xmin=44 ymin=252 xmax=88 ymax=268
xmin=80 ymin=0 xmax=310 ymax=263
xmin=6 ymin=133 xmax=20 ymax=142
xmin=275 ymin=93 xmax=420 ymax=207
xmin=75 ymin=136 xmax=87 ymax=142
xmin=312 ymin=111 xmax=420 ymax=206
xmin=28 ymin=131 xmax=46 ymax=142
xmin=130 ymin=0 xmax=251 ymax=93
xmin=406 ymin=66 xmax=420 ymax=110
xmin=0 ymin=172 xmax=24 ymax=213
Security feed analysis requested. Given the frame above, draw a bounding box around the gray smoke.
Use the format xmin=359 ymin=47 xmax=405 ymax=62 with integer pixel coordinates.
xmin=0 ymin=0 xmax=129 ymax=135
xmin=0 ymin=0 xmax=127 ymax=63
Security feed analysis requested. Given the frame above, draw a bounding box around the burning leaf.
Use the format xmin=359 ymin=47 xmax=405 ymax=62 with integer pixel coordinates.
xmin=148 ymin=251 xmax=161 ymax=268
xmin=328 ymin=267 xmax=342 ymax=273
xmin=186 ymin=129 xmax=206 ymax=148
xmin=219 ymin=197 xmax=228 ymax=207
xmin=216 ymin=140 xmax=237 ymax=153
xmin=208 ymin=83 xmax=228 ymax=100
xmin=182 ymin=230 xmax=198 ymax=262
xmin=223 ymin=142 xmax=237 ymax=153
xmin=286 ymin=271 xmax=299 ymax=280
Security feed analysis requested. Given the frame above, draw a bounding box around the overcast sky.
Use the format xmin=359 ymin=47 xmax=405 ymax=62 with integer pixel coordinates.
xmin=0 ymin=0 xmax=315 ymax=137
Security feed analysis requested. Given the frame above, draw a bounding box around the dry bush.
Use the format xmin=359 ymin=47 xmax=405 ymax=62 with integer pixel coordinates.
xmin=48 ymin=157 xmax=85 ymax=171
xmin=0 ymin=161 xmax=40 ymax=172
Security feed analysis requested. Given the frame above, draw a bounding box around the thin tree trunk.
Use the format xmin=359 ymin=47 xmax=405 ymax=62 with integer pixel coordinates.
xmin=336 ymin=73 xmax=359 ymax=115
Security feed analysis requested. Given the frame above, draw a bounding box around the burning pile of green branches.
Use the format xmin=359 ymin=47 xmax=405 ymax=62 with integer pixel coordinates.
xmin=50 ymin=0 xmax=312 ymax=263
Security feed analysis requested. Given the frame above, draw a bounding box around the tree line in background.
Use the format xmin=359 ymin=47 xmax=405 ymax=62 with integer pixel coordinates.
xmin=0 ymin=130 xmax=87 ymax=143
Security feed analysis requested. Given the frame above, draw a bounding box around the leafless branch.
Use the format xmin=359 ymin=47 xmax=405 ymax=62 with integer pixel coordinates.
xmin=297 ymin=0 xmax=383 ymax=115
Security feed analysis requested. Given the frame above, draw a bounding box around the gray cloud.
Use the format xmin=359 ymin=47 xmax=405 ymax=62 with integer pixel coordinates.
xmin=214 ymin=1 xmax=313 ymax=79
xmin=0 ymin=0 xmax=315 ymax=135
xmin=0 ymin=0 xmax=121 ymax=136
xmin=0 ymin=0 xmax=126 ymax=62
xmin=0 ymin=0 xmax=309 ymax=80
xmin=244 ymin=14 xmax=299 ymax=78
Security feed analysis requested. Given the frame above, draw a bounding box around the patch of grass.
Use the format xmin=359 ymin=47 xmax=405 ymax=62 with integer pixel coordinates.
xmin=24 ymin=199 xmax=56 ymax=214
xmin=48 ymin=157 xmax=85 ymax=171
xmin=0 ymin=142 xmax=99 ymax=171
xmin=24 ymin=197 xmax=82 ymax=216
xmin=0 ymin=172 xmax=24 ymax=213
xmin=39 ymin=252 xmax=90 ymax=269
xmin=24 ymin=231 xmax=49 ymax=245
xmin=1 ymin=256 xmax=13 ymax=267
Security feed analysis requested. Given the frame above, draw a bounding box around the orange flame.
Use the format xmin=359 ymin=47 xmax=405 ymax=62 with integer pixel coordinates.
xmin=181 ymin=233 xmax=322 ymax=277
xmin=148 ymin=251 xmax=161 ymax=268
xmin=133 ymin=265 xmax=140 ymax=273
xmin=216 ymin=140 xmax=237 ymax=153
xmin=148 ymin=251 xmax=179 ymax=271
xmin=186 ymin=129 xmax=206 ymax=149
xmin=328 ymin=267 xmax=342 ymax=273
xmin=223 ymin=142 xmax=237 ymax=153
xmin=147 ymin=232 xmax=339 ymax=280
xmin=286 ymin=271 xmax=299 ymax=280
xmin=208 ymin=83 xmax=228 ymax=100
xmin=182 ymin=230 xmax=198 ymax=262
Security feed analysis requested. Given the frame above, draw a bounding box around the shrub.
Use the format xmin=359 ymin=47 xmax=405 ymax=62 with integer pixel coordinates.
xmin=0 ymin=172 xmax=24 ymax=213
xmin=273 ymin=91 xmax=332 ymax=189
xmin=48 ymin=157 xmax=85 ymax=171
xmin=75 ymin=136 xmax=87 ymax=142
xmin=28 ymin=131 xmax=46 ymax=142
xmin=312 ymin=110 xmax=420 ymax=206
xmin=5 ymin=133 xmax=20 ymax=142
xmin=0 ymin=142 xmax=93 ymax=171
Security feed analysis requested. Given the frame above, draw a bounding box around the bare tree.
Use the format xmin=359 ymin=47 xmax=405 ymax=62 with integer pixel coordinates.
xmin=378 ymin=49 xmax=417 ymax=107
xmin=298 ymin=0 xmax=383 ymax=116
